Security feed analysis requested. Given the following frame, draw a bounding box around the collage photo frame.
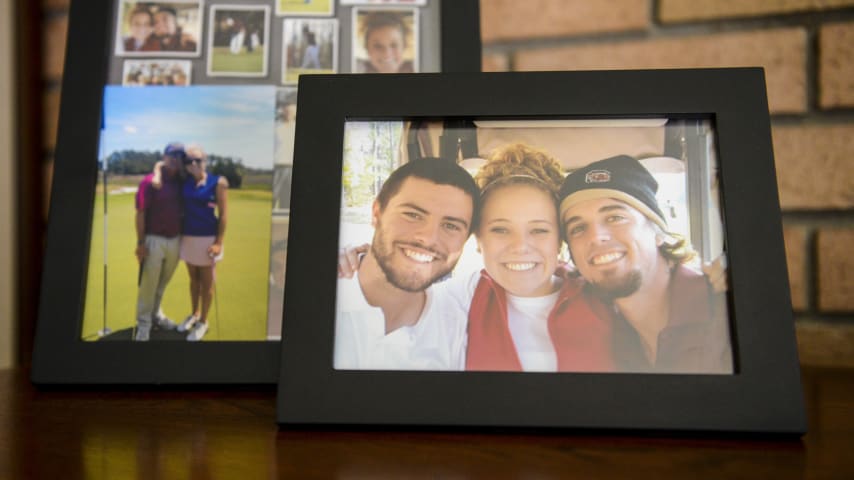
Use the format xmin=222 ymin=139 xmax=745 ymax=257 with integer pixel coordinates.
xmin=31 ymin=0 xmax=481 ymax=384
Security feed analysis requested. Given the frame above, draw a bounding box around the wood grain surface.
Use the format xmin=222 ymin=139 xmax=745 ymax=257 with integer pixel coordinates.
xmin=1 ymin=367 xmax=852 ymax=479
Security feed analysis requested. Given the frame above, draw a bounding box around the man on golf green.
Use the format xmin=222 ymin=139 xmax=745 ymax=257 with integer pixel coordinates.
xmin=133 ymin=143 xmax=185 ymax=341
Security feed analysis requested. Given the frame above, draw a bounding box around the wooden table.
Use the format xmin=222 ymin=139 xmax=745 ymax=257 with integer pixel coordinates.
xmin=1 ymin=366 xmax=852 ymax=479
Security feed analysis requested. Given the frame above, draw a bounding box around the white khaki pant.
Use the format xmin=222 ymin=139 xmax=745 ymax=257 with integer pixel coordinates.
xmin=136 ymin=235 xmax=181 ymax=331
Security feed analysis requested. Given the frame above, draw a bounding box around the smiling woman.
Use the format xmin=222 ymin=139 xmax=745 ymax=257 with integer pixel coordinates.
xmin=352 ymin=7 xmax=418 ymax=74
xmin=462 ymin=143 xmax=616 ymax=372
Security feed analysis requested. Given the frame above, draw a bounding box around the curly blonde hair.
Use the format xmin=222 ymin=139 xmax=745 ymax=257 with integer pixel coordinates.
xmin=475 ymin=143 xmax=564 ymax=194
xmin=473 ymin=143 xmax=565 ymax=231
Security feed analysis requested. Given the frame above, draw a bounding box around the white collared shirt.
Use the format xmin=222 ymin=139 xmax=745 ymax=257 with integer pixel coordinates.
xmin=333 ymin=273 xmax=468 ymax=371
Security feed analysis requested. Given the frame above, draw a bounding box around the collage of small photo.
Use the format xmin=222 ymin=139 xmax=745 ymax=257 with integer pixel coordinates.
xmin=88 ymin=0 xmax=439 ymax=342
xmin=207 ymin=5 xmax=271 ymax=77
xmin=281 ymin=17 xmax=338 ymax=84
xmin=122 ymin=59 xmax=192 ymax=85
xmin=114 ymin=1 xmax=202 ymax=56
xmin=112 ymin=0 xmax=430 ymax=84
xmin=351 ymin=7 xmax=418 ymax=73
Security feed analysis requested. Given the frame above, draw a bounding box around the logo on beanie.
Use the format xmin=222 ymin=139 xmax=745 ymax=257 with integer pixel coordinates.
xmin=585 ymin=169 xmax=611 ymax=184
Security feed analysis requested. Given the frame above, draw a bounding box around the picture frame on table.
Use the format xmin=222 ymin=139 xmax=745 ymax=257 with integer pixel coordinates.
xmin=276 ymin=69 xmax=806 ymax=434
xmin=30 ymin=0 xmax=481 ymax=385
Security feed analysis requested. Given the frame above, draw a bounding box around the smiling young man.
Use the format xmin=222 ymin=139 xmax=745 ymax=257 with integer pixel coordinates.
xmin=333 ymin=158 xmax=480 ymax=371
xmin=558 ymin=155 xmax=732 ymax=374
xmin=153 ymin=6 xmax=197 ymax=52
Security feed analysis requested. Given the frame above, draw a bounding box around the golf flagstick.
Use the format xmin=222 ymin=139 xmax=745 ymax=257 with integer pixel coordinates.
xmin=212 ymin=255 xmax=220 ymax=340
xmin=98 ymin=117 xmax=112 ymax=338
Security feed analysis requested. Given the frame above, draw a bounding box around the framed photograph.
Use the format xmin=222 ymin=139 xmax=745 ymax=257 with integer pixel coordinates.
xmin=32 ymin=0 xmax=480 ymax=385
xmin=282 ymin=18 xmax=339 ymax=85
xmin=82 ymin=85 xmax=275 ymax=344
xmin=207 ymin=5 xmax=271 ymax=78
xmin=114 ymin=0 xmax=202 ymax=57
xmin=276 ymin=70 xmax=806 ymax=433
xmin=122 ymin=59 xmax=192 ymax=85
xmin=275 ymin=0 xmax=335 ymax=17
xmin=352 ymin=7 xmax=419 ymax=74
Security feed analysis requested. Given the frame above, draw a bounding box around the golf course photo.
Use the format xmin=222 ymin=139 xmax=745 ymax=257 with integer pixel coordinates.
xmin=81 ymin=178 xmax=273 ymax=341
xmin=210 ymin=46 xmax=266 ymax=75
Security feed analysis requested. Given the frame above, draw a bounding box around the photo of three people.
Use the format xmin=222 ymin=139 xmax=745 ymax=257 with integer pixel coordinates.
xmin=333 ymin=120 xmax=734 ymax=374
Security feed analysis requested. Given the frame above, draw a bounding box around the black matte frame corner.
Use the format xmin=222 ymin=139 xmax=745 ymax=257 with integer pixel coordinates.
xmin=277 ymin=69 xmax=806 ymax=434
xmin=30 ymin=0 xmax=481 ymax=385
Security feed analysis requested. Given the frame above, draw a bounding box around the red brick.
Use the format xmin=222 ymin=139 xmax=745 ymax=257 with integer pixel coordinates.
xmin=817 ymin=229 xmax=854 ymax=311
xmin=819 ymin=22 xmax=854 ymax=109
xmin=43 ymin=15 xmax=68 ymax=80
xmin=783 ymin=225 xmax=808 ymax=311
xmin=43 ymin=89 xmax=61 ymax=152
xmin=482 ymin=53 xmax=509 ymax=72
xmin=514 ymin=28 xmax=807 ymax=114
xmin=660 ymin=0 xmax=854 ymax=23
xmin=797 ymin=322 xmax=854 ymax=367
xmin=480 ymin=0 xmax=649 ymax=43
xmin=772 ymin=124 xmax=854 ymax=210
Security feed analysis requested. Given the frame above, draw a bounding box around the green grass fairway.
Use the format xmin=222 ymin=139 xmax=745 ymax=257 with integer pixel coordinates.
xmin=277 ymin=0 xmax=333 ymax=15
xmin=82 ymin=189 xmax=273 ymax=341
xmin=284 ymin=67 xmax=335 ymax=84
xmin=211 ymin=46 xmax=266 ymax=74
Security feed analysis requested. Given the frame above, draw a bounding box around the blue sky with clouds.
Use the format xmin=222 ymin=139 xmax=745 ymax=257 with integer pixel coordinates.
xmin=101 ymin=86 xmax=275 ymax=170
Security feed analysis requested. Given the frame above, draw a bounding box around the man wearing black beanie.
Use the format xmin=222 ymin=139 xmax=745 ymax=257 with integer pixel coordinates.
xmin=558 ymin=155 xmax=732 ymax=374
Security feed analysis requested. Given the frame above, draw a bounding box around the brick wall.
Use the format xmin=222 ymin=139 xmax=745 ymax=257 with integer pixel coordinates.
xmin=481 ymin=0 xmax=854 ymax=366
xmin=38 ymin=0 xmax=854 ymax=365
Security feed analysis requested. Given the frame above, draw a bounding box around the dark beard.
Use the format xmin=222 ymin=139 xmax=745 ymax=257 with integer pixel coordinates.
xmin=586 ymin=270 xmax=643 ymax=301
xmin=371 ymin=228 xmax=451 ymax=293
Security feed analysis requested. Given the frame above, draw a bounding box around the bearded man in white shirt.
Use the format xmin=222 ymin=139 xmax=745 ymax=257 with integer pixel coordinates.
xmin=333 ymin=158 xmax=480 ymax=371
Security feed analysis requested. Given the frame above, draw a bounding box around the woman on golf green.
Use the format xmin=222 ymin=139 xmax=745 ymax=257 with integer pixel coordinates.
xmin=175 ymin=145 xmax=228 ymax=341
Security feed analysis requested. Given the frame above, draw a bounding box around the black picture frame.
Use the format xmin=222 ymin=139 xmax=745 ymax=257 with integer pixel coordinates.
xmin=276 ymin=69 xmax=806 ymax=433
xmin=30 ymin=0 xmax=481 ymax=385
